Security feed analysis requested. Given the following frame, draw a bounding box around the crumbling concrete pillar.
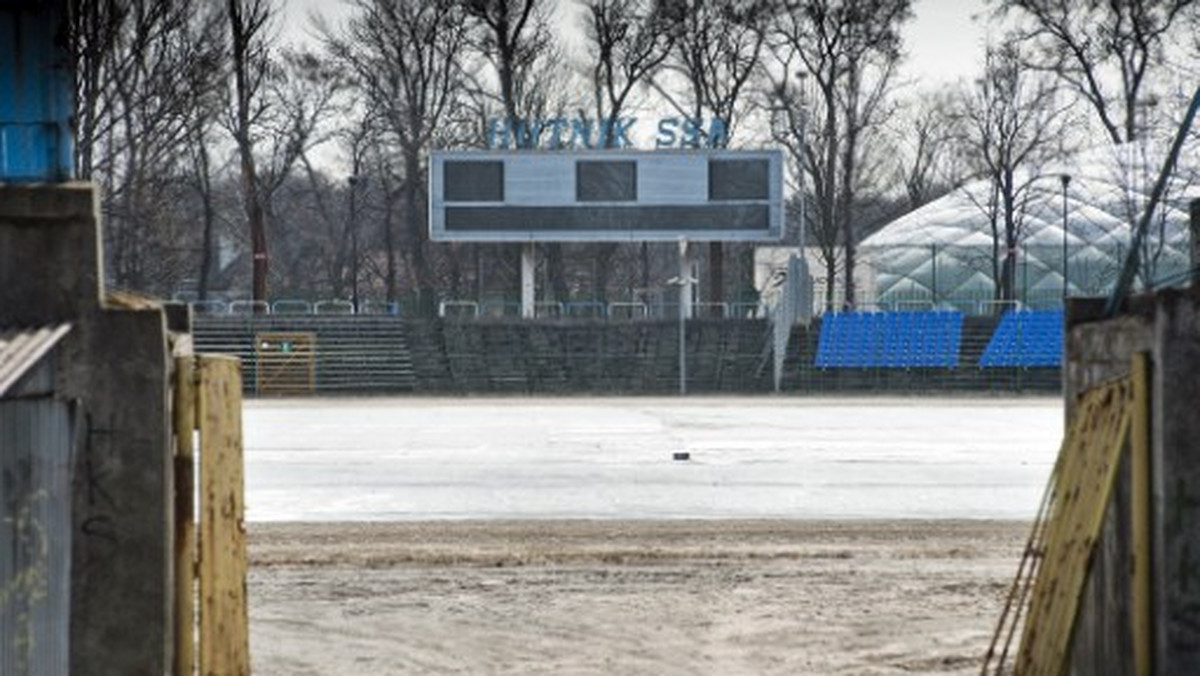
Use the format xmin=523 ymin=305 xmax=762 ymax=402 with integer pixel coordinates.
xmin=0 ymin=183 xmax=172 ymax=675
xmin=1153 ymin=290 xmax=1200 ymax=674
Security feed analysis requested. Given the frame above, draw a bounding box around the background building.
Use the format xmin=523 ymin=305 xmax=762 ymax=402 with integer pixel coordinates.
xmin=858 ymin=142 xmax=1199 ymax=313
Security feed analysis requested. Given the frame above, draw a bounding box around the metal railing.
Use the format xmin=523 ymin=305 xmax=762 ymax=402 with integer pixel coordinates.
xmin=271 ymin=299 xmax=312 ymax=315
xmin=314 ymin=300 xmax=355 ymax=315
xmin=607 ymin=302 xmax=649 ymax=319
xmin=438 ymin=300 xmax=479 ymax=318
xmin=182 ymin=292 xmax=1072 ymax=321
xmin=229 ymin=300 xmax=268 ymax=315
xmin=534 ymin=301 xmax=564 ymax=318
xmin=190 ymin=309 xmax=1062 ymax=395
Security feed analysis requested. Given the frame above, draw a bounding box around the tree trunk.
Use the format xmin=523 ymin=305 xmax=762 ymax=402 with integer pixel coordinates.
xmin=1001 ymin=246 xmax=1017 ymax=304
xmin=384 ymin=191 xmax=397 ymax=305
xmin=822 ymin=88 xmax=839 ymax=309
xmin=825 ymin=256 xmax=837 ymax=310
xmin=403 ymin=147 xmax=432 ymax=315
xmin=594 ymin=242 xmax=618 ymax=305
xmin=640 ymin=242 xmax=650 ymax=302
xmin=708 ymin=242 xmax=723 ymax=316
xmin=196 ymin=140 xmax=216 ymax=301
xmin=547 ymin=243 xmax=569 ymax=303
xmin=229 ymin=0 xmax=269 ymax=306
xmin=244 ymin=156 xmax=268 ymax=304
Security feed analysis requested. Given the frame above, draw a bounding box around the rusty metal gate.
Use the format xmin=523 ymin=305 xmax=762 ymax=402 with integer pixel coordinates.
xmin=983 ymin=353 xmax=1152 ymax=676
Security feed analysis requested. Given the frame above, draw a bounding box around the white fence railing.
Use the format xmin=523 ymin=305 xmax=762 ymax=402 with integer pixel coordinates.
xmin=180 ymin=295 xmax=1066 ymax=319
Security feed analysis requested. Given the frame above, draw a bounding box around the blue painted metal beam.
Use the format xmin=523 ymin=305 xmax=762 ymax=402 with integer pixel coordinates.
xmin=0 ymin=0 xmax=74 ymax=182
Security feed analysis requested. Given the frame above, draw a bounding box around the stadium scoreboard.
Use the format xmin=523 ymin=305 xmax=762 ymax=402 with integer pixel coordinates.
xmin=429 ymin=149 xmax=784 ymax=242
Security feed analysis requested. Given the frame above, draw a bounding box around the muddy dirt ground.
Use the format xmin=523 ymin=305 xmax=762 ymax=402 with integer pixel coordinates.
xmin=249 ymin=519 xmax=1028 ymax=675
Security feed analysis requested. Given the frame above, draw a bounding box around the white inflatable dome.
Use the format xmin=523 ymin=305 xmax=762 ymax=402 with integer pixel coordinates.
xmin=860 ymin=142 xmax=1199 ymax=308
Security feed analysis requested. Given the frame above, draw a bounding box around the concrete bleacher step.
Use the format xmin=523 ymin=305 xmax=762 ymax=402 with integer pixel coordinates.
xmin=193 ymin=315 xmax=417 ymax=394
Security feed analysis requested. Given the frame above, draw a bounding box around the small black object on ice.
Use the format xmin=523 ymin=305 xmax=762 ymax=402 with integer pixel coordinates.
xmin=672 ymin=452 xmax=691 ymax=461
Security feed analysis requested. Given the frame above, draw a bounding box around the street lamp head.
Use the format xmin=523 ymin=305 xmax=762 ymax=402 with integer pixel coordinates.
xmin=1060 ymin=173 xmax=1071 ymax=188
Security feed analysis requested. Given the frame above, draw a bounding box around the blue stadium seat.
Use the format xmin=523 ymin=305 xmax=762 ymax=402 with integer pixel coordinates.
xmin=979 ymin=309 xmax=1063 ymax=367
xmin=814 ymin=310 xmax=964 ymax=369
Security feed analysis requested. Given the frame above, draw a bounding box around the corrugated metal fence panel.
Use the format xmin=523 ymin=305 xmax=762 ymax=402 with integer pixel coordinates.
xmin=0 ymin=397 xmax=74 ymax=676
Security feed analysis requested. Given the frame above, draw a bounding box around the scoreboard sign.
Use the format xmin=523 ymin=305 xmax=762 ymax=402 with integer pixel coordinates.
xmin=429 ymin=149 xmax=784 ymax=242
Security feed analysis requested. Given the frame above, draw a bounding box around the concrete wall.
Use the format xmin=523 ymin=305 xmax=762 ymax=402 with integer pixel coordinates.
xmin=1064 ymin=298 xmax=1153 ymax=676
xmin=1152 ymin=289 xmax=1200 ymax=674
xmin=1065 ymin=288 xmax=1200 ymax=675
xmin=0 ymin=184 xmax=172 ymax=675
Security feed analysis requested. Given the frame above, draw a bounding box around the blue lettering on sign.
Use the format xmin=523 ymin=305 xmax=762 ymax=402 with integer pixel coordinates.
xmin=569 ymin=118 xmax=594 ymax=148
xmin=655 ymin=118 xmax=677 ymax=147
xmin=486 ymin=116 xmax=727 ymax=150
xmin=654 ymin=117 xmax=727 ymax=149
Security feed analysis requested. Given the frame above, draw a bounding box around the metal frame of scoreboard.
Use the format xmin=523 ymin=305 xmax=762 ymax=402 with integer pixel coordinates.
xmin=429 ymin=149 xmax=784 ymax=243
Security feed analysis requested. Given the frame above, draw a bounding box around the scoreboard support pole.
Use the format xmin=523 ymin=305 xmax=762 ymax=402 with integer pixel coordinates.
xmin=521 ymin=242 xmax=536 ymax=318
xmin=678 ymin=239 xmax=694 ymax=320
xmin=674 ymin=239 xmax=697 ymax=395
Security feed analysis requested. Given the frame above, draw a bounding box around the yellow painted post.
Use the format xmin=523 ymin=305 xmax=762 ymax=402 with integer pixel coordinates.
xmin=1015 ymin=379 xmax=1132 ymax=675
xmin=1130 ymin=353 xmax=1152 ymax=676
xmin=173 ymin=356 xmax=197 ymax=676
xmin=197 ymin=356 xmax=249 ymax=676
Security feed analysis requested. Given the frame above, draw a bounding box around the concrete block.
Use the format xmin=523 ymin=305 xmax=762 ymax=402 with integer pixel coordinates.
xmin=0 ymin=183 xmax=103 ymax=325
xmin=0 ymin=182 xmax=96 ymax=219
xmin=66 ymin=309 xmax=172 ymax=676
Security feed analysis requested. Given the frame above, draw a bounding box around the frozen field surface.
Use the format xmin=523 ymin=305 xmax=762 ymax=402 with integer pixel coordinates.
xmin=244 ymin=396 xmax=1062 ymax=521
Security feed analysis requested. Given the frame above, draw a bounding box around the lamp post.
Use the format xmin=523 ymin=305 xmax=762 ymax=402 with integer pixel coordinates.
xmin=1060 ymin=174 xmax=1071 ymax=301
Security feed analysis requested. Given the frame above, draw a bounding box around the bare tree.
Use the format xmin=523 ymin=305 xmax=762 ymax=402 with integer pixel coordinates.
xmin=328 ymin=0 xmax=470 ymax=315
xmin=954 ymin=44 xmax=1073 ymax=303
xmin=583 ymin=0 xmax=677 ymax=136
xmin=892 ymin=89 xmax=964 ymax=211
xmin=993 ymin=0 xmax=1196 ymax=144
xmin=580 ymin=0 xmax=678 ymax=304
xmin=69 ymin=0 xmax=227 ymax=295
xmin=226 ymin=0 xmax=275 ymax=303
xmin=769 ymin=0 xmax=912 ymax=309
xmin=71 ymin=0 xmax=123 ymax=180
xmin=659 ymin=0 xmax=771 ymax=310
xmin=462 ymin=0 xmax=553 ymax=135
xmin=256 ymin=48 xmax=347 ymax=271
xmin=222 ymin=20 xmax=344 ymax=304
xmin=184 ymin=9 xmax=231 ymax=302
xmin=460 ymin=0 xmax=576 ymax=306
xmin=288 ymin=108 xmax=372 ymax=303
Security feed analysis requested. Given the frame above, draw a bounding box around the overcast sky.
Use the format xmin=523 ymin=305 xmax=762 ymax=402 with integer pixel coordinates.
xmin=283 ymin=0 xmax=991 ymax=87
